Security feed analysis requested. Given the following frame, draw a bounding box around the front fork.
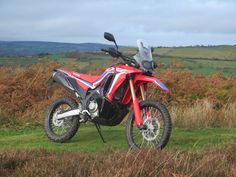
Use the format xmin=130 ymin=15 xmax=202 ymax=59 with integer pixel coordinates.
xmin=140 ymin=84 xmax=151 ymax=118
xmin=129 ymin=78 xmax=145 ymax=129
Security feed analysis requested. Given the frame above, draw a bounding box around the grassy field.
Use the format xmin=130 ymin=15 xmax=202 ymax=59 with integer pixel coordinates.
xmin=158 ymin=56 xmax=236 ymax=75
xmin=0 ymin=125 xmax=235 ymax=153
xmin=1 ymin=125 xmax=236 ymax=176
xmin=0 ymin=46 xmax=235 ymax=176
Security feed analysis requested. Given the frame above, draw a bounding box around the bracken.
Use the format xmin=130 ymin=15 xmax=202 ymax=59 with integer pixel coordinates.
xmin=0 ymin=144 xmax=235 ymax=177
xmin=0 ymin=63 xmax=235 ymax=127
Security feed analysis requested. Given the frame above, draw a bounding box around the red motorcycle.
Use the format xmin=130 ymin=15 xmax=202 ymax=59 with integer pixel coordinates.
xmin=44 ymin=32 xmax=172 ymax=149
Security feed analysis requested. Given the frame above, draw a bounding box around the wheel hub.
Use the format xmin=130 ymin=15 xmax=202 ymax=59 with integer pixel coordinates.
xmin=52 ymin=111 xmax=64 ymax=127
xmin=142 ymin=118 xmax=160 ymax=141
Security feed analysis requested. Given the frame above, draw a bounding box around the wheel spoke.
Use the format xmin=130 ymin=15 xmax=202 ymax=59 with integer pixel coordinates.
xmin=49 ymin=103 xmax=74 ymax=136
xmin=129 ymin=103 xmax=169 ymax=149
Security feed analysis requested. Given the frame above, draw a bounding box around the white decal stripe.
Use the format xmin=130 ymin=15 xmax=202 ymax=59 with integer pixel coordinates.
xmin=60 ymin=70 xmax=113 ymax=89
xmin=93 ymin=72 xmax=110 ymax=86
xmin=107 ymin=73 xmax=123 ymax=94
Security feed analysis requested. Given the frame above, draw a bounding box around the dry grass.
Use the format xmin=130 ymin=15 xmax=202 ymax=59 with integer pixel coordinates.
xmin=0 ymin=64 xmax=235 ymax=128
xmin=172 ymin=100 xmax=236 ymax=128
xmin=0 ymin=144 xmax=235 ymax=177
xmin=0 ymin=63 xmax=74 ymax=125
xmin=151 ymin=70 xmax=236 ymax=107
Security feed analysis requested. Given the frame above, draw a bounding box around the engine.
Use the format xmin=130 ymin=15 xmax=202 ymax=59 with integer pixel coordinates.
xmin=88 ymin=99 xmax=99 ymax=119
xmin=84 ymin=87 xmax=128 ymax=126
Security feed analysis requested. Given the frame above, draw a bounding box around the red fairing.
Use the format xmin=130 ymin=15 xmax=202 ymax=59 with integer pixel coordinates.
xmin=60 ymin=65 xmax=168 ymax=103
xmin=113 ymin=64 xmax=143 ymax=74
xmin=106 ymin=64 xmax=143 ymax=101
xmin=71 ymin=72 xmax=100 ymax=83
xmin=120 ymin=74 xmax=169 ymax=105
xmin=134 ymin=75 xmax=169 ymax=92
xmin=60 ymin=69 xmax=111 ymax=90
xmin=61 ymin=70 xmax=99 ymax=89
xmin=70 ymin=71 xmax=100 ymax=90
xmin=106 ymin=72 xmax=126 ymax=100
xmin=60 ymin=64 xmax=143 ymax=94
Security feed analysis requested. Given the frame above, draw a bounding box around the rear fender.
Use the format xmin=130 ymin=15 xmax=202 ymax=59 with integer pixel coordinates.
xmin=134 ymin=75 xmax=169 ymax=92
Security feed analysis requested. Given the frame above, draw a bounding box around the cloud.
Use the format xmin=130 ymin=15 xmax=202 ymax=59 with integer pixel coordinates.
xmin=0 ymin=0 xmax=235 ymax=46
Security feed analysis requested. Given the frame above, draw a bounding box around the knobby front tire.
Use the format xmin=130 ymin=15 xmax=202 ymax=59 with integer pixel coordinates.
xmin=126 ymin=100 xmax=172 ymax=150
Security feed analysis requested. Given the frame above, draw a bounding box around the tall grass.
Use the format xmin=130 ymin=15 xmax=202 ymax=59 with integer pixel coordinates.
xmin=172 ymin=100 xmax=236 ymax=128
xmin=0 ymin=63 xmax=74 ymax=125
xmin=0 ymin=144 xmax=236 ymax=177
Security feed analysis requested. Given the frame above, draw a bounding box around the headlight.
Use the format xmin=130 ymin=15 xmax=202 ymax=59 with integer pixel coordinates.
xmin=142 ymin=60 xmax=153 ymax=70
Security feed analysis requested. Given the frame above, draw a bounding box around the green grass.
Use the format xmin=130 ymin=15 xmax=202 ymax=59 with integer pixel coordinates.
xmin=158 ymin=57 xmax=236 ymax=76
xmin=0 ymin=125 xmax=235 ymax=153
xmin=155 ymin=46 xmax=236 ymax=60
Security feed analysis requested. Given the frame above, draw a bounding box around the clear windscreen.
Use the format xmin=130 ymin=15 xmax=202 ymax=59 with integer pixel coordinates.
xmin=133 ymin=39 xmax=154 ymax=71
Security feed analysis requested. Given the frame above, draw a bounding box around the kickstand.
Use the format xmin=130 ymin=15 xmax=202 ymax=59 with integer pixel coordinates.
xmin=94 ymin=123 xmax=106 ymax=143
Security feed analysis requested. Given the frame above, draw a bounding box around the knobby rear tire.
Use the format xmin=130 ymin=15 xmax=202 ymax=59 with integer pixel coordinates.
xmin=44 ymin=96 xmax=80 ymax=143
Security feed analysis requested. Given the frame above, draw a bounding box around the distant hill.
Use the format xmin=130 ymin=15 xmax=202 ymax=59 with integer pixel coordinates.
xmin=0 ymin=41 xmax=115 ymax=56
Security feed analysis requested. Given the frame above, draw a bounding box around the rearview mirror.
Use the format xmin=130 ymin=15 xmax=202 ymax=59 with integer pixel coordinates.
xmin=104 ymin=32 xmax=115 ymax=42
xmin=104 ymin=32 xmax=118 ymax=49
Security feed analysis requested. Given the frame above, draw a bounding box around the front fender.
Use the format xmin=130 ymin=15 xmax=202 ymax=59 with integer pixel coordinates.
xmin=134 ymin=75 xmax=169 ymax=92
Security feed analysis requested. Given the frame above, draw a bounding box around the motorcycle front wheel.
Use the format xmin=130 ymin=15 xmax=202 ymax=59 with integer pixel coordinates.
xmin=126 ymin=100 xmax=172 ymax=149
xmin=44 ymin=96 xmax=80 ymax=143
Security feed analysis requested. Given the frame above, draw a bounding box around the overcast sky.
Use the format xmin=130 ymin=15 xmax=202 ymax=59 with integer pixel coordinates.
xmin=0 ymin=0 xmax=236 ymax=46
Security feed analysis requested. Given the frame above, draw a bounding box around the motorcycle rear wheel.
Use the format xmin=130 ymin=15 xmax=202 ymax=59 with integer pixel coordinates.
xmin=44 ymin=96 xmax=80 ymax=143
xmin=126 ymin=100 xmax=172 ymax=149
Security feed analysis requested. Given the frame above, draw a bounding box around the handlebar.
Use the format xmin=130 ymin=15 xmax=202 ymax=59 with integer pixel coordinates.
xmin=101 ymin=49 xmax=109 ymax=53
xmin=101 ymin=48 xmax=140 ymax=68
xmin=101 ymin=48 xmax=122 ymax=58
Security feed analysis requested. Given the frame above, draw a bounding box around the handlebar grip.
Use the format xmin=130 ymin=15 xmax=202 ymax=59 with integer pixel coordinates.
xmin=101 ymin=48 xmax=120 ymax=58
xmin=101 ymin=49 xmax=109 ymax=52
